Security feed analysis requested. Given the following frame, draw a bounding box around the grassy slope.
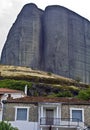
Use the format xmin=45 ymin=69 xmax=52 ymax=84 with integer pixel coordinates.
xmin=0 ymin=65 xmax=89 ymax=97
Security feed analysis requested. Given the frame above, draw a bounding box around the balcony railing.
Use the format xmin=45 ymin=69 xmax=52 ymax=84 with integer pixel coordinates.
xmin=40 ymin=117 xmax=83 ymax=127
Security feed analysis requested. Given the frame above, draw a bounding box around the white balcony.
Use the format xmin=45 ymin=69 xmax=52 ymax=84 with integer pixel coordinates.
xmin=40 ymin=117 xmax=87 ymax=129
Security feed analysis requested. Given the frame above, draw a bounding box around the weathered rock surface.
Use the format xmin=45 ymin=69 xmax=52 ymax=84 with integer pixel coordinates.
xmin=1 ymin=3 xmax=43 ymax=69
xmin=1 ymin=3 xmax=90 ymax=83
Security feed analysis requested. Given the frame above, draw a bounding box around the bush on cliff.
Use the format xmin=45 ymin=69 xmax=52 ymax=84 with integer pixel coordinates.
xmin=0 ymin=79 xmax=32 ymax=91
xmin=78 ymin=88 xmax=90 ymax=100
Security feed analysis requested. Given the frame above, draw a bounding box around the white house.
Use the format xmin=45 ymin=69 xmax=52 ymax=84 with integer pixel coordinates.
xmin=0 ymin=88 xmax=25 ymax=100
xmin=2 ymin=96 xmax=90 ymax=130
xmin=0 ymin=88 xmax=25 ymax=121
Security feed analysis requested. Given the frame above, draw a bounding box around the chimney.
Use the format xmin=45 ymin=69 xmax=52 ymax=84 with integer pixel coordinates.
xmin=25 ymin=85 xmax=28 ymax=95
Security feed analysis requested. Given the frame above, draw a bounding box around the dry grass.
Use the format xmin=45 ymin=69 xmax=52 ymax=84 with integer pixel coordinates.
xmin=0 ymin=65 xmax=88 ymax=89
xmin=0 ymin=65 xmax=74 ymax=81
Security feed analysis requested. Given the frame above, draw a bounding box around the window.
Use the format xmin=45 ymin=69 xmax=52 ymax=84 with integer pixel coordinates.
xmin=70 ymin=108 xmax=84 ymax=122
xmin=15 ymin=107 xmax=29 ymax=121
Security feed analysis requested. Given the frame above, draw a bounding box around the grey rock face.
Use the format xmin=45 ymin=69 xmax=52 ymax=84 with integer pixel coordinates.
xmin=1 ymin=4 xmax=90 ymax=83
xmin=1 ymin=3 xmax=43 ymax=69
xmin=43 ymin=6 xmax=90 ymax=83
xmin=43 ymin=6 xmax=69 ymax=77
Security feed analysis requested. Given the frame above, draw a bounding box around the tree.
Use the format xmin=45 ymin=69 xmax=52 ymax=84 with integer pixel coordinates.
xmin=77 ymin=88 xmax=90 ymax=100
xmin=0 ymin=121 xmax=18 ymax=130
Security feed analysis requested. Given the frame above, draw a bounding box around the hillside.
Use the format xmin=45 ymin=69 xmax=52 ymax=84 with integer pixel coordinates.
xmin=0 ymin=65 xmax=89 ymax=98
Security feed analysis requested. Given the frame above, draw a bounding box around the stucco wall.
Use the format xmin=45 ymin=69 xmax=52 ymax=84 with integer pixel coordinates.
xmin=10 ymin=121 xmax=38 ymax=130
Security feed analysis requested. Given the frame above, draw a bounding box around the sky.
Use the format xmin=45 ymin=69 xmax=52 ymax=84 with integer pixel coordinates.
xmin=0 ymin=0 xmax=90 ymax=57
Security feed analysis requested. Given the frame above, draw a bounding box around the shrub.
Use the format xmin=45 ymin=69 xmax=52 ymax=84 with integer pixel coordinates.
xmin=48 ymin=91 xmax=73 ymax=97
xmin=0 ymin=121 xmax=18 ymax=130
xmin=56 ymin=91 xmax=73 ymax=97
xmin=77 ymin=88 xmax=90 ymax=100
xmin=47 ymin=72 xmax=52 ymax=76
xmin=0 ymin=79 xmax=32 ymax=91
xmin=75 ymin=76 xmax=81 ymax=83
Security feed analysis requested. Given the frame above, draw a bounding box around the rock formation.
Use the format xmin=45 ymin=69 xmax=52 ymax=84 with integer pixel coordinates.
xmin=1 ymin=3 xmax=43 ymax=69
xmin=1 ymin=3 xmax=90 ymax=83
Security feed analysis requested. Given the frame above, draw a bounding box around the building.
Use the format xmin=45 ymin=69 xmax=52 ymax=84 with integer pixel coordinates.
xmin=2 ymin=96 xmax=90 ymax=130
xmin=0 ymin=88 xmax=25 ymax=121
xmin=0 ymin=88 xmax=25 ymax=100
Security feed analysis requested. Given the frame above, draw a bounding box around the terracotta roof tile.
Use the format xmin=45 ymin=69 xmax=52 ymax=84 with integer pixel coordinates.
xmin=0 ymin=88 xmax=23 ymax=94
xmin=4 ymin=96 xmax=90 ymax=105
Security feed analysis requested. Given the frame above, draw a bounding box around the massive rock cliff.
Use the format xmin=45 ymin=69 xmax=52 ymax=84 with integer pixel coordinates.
xmin=1 ymin=3 xmax=90 ymax=83
xmin=1 ymin=4 xmax=43 ymax=69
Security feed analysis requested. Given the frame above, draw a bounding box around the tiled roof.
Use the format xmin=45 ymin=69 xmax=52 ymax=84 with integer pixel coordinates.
xmin=3 ymin=96 xmax=90 ymax=105
xmin=0 ymin=88 xmax=23 ymax=94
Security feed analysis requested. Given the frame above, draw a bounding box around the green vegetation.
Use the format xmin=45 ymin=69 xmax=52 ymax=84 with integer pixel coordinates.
xmin=0 ymin=65 xmax=90 ymax=100
xmin=75 ymin=76 xmax=81 ymax=83
xmin=77 ymin=88 xmax=90 ymax=100
xmin=0 ymin=79 xmax=32 ymax=91
xmin=47 ymin=72 xmax=52 ymax=76
xmin=56 ymin=91 xmax=73 ymax=97
xmin=0 ymin=121 xmax=18 ymax=130
xmin=48 ymin=91 xmax=73 ymax=98
xmin=0 ymin=79 xmax=90 ymax=100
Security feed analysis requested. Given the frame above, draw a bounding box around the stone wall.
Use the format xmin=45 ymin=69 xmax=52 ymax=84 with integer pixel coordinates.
xmin=3 ymin=103 xmax=38 ymax=122
xmin=3 ymin=103 xmax=15 ymax=121
xmin=61 ymin=104 xmax=90 ymax=125
xmin=3 ymin=102 xmax=90 ymax=126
